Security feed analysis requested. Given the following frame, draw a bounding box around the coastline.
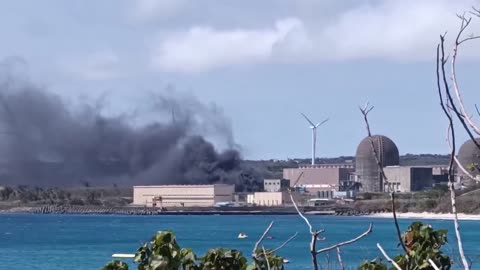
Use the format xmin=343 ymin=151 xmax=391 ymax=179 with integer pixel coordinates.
xmin=2 ymin=205 xmax=480 ymax=220
xmin=365 ymin=212 xmax=480 ymax=221
xmin=0 ymin=205 xmax=334 ymax=216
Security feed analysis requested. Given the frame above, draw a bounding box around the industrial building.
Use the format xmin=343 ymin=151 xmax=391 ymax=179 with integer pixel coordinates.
xmin=383 ymin=166 xmax=433 ymax=192
xmin=355 ymin=135 xmax=400 ymax=192
xmin=283 ymin=164 xmax=354 ymax=192
xmin=263 ymin=179 xmax=290 ymax=192
xmin=133 ymin=184 xmax=235 ymax=207
xmin=432 ymin=166 xmax=449 ymax=185
xmin=247 ymin=191 xmax=287 ymax=206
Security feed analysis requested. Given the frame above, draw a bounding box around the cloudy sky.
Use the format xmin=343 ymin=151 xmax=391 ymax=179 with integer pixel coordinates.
xmin=1 ymin=0 xmax=480 ymax=159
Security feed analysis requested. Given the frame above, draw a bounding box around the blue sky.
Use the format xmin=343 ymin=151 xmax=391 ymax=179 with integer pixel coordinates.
xmin=1 ymin=0 xmax=480 ymax=159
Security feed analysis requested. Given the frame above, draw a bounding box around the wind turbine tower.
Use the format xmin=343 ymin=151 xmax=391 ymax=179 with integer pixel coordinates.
xmin=301 ymin=113 xmax=329 ymax=165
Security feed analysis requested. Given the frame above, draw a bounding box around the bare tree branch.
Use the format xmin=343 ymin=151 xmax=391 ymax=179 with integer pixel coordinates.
xmin=438 ymin=34 xmax=471 ymax=270
xmin=316 ymin=223 xmax=373 ymax=254
xmin=441 ymin=30 xmax=480 ymax=151
xmin=289 ymin=151 xmax=370 ymax=269
xmin=252 ymin=221 xmax=274 ymax=258
xmin=429 ymin=259 xmax=441 ymax=270
xmin=359 ymin=103 xmax=388 ymax=184
xmin=451 ymin=14 xmax=480 ymax=136
xmin=310 ymin=231 xmax=320 ymax=270
xmin=447 ymin=124 xmax=479 ymax=182
xmin=391 ymin=192 xmax=408 ymax=254
xmin=289 ymin=190 xmax=321 ymax=270
xmin=336 ymin=247 xmax=344 ymax=270
xmin=377 ymin=243 xmax=402 ymax=270
xmin=262 ymin=246 xmax=271 ymax=270
xmin=268 ymin=232 xmax=298 ymax=254
xmin=471 ymin=6 xmax=480 ymax=16
xmin=289 ymin=191 xmax=316 ymax=235
xmin=359 ymin=102 xmax=408 ymax=258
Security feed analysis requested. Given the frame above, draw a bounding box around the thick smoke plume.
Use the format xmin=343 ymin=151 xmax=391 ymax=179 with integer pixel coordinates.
xmin=0 ymin=63 xmax=264 ymax=189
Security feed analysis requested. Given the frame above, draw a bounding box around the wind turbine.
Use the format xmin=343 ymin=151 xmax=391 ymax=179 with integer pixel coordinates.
xmin=301 ymin=113 xmax=329 ymax=165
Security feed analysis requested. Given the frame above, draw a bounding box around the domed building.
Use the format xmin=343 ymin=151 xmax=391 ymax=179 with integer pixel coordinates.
xmin=355 ymin=135 xmax=400 ymax=192
xmin=457 ymin=138 xmax=480 ymax=178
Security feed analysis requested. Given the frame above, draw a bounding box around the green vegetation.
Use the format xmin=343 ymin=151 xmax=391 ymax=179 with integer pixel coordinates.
xmin=102 ymin=222 xmax=453 ymax=270
xmin=359 ymin=222 xmax=451 ymax=270
xmin=0 ymin=185 xmax=132 ymax=208
xmin=102 ymin=230 xmax=285 ymax=270
xmin=103 ymin=261 xmax=129 ymax=270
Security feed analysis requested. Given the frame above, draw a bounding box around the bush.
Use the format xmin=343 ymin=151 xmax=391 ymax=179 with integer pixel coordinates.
xmin=102 ymin=260 xmax=128 ymax=270
xmin=359 ymin=222 xmax=451 ymax=270
xmin=103 ymin=230 xmax=285 ymax=270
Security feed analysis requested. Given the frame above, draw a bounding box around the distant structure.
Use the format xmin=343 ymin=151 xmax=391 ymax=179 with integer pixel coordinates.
xmin=300 ymin=113 xmax=329 ymax=165
xmin=355 ymin=135 xmax=400 ymax=192
xmin=383 ymin=166 xmax=433 ymax=192
xmin=247 ymin=191 xmax=288 ymax=206
xmin=457 ymin=138 xmax=480 ymax=180
xmin=133 ymin=184 xmax=235 ymax=207
xmin=432 ymin=166 xmax=449 ymax=185
xmin=263 ymin=179 xmax=290 ymax=192
xmin=283 ymin=164 xmax=355 ymax=193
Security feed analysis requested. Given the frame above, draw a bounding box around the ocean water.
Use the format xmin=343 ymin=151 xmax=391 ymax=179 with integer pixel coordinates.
xmin=0 ymin=214 xmax=479 ymax=270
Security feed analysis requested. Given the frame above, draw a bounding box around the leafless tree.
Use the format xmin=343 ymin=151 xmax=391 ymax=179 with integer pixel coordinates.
xmin=377 ymin=243 xmax=402 ymax=270
xmin=288 ymin=181 xmax=372 ymax=270
xmin=336 ymin=247 xmax=344 ymax=270
xmin=252 ymin=221 xmax=298 ymax=265
xmin=359 ymin=103 xmax=409 ymax=268
xmin=435 ymin=9 xmax=480 ymax=270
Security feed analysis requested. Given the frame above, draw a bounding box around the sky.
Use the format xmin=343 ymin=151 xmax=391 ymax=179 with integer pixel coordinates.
xmin=1 ymin=0 xmax=480 ymax=160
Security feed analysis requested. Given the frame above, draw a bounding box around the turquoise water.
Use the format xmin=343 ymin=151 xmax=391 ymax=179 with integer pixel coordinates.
xmin=0 ymin=214 xmax=479 ymax=270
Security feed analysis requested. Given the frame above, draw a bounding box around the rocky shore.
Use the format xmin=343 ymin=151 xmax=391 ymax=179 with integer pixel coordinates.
xmin=0 ymin=205 xmax=388 ymax=216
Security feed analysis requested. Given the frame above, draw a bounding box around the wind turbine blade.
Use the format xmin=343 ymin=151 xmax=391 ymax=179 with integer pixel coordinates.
xmin=300 ymin=113 xmax=315 ymax=126
xmin=315 ymin=118 xmax=329 ymax=127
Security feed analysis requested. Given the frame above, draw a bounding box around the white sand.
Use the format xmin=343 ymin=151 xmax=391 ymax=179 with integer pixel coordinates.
xmin=365 ymin=212 xmax=480 ymax=220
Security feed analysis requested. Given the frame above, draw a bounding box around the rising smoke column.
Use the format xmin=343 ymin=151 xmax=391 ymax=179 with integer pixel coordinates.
xmin=0 ymin=62 xmax=261 ymax=188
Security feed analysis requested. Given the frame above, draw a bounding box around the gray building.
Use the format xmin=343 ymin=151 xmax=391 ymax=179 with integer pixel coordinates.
xmin=264 ymin=179 xmax=290 ymax=192
xmin=383 ymin=166 xmax=433 ymax=192
xmin=355 ymin=135 xmax=400 ymax=192
xmin=432 ymin=166 xmax=449 ymax=185
xmin=283 ymin=164 xmax=354 ymax=192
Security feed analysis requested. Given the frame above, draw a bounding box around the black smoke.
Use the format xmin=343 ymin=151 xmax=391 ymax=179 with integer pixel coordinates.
xmin=0 ymin=63 xmax=264 ymax=189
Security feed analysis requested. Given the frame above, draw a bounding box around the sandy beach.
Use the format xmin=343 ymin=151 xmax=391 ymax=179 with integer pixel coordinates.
xmin=366 ymin=212 xmax=480 ymax=220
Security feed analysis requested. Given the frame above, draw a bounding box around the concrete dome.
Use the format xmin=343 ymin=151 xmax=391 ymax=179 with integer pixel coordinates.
xmin=457 ymin=138 xmax=480 ymax=177
xmin=355 ymin=135 xmax=399 ymax=192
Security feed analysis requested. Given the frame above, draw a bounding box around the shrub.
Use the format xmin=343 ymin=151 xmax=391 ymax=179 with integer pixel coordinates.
xmin=359 ymin=222 xmax=451 ymax=270
xmin=103 ymin=230 xmax=285 ymax=270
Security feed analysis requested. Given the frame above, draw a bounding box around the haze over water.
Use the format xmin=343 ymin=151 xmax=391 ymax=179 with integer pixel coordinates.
xmin=1 ymin=214 xmax=479 ymax=270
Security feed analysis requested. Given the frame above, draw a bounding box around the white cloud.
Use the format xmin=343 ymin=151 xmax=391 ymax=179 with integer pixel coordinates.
xmin=150 ymin=18 xmax=310 ymax=72
xmin=316 ymin=0 xmax=479 ymax=61
xmin=64 ymin=51 xmax=120 ymax=80
xmin=148 ymin=0 xmax=480 ymax=73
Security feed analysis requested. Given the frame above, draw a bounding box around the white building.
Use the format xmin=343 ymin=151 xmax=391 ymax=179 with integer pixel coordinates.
xmin=133 ymin=184 xmax=235 ymax=207
xmin=247 ymin=192 xmax=287 ymax=206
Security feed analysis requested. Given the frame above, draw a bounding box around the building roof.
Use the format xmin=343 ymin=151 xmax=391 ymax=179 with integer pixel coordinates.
xmin=133 ymin=184 xmax=235 ymax=188
xmin=298 ymin=164 xmax=354 ymax=169
xmin=457 ymin=138 xmax=480 ymax=176
xmin=355 ymin=135 xmax=399 ymax=192
xmin=355 ymin=135 xmax=399 ymax=168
